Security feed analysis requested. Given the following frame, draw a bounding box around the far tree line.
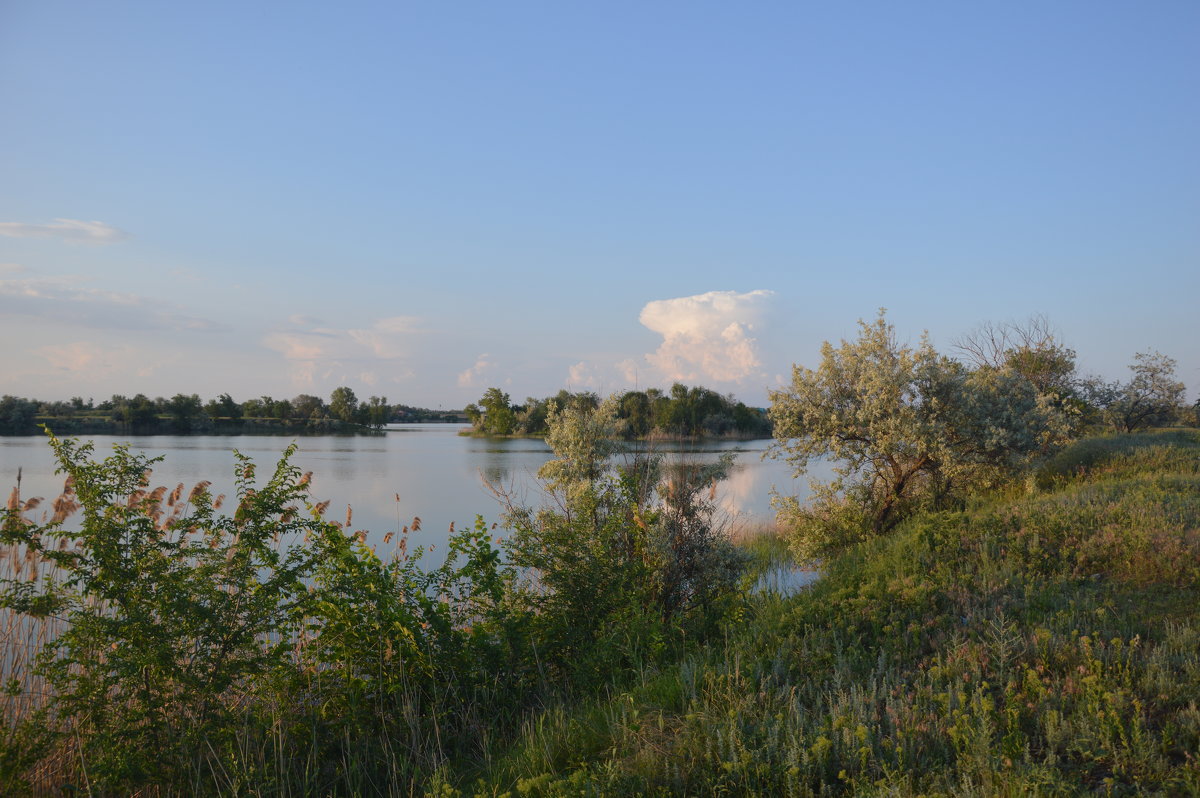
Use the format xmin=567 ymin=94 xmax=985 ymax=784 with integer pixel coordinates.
xmin=0 ymin=388 xmax=465 ymax=435
xmin=465 ymin=384 xmax=773 ymax=438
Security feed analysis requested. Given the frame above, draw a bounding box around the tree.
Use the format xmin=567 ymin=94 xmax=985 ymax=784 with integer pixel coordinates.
xmin=476 ymin=387 xmax=516 ymax=435
xmin=204 ymin=393 xmax=242 ymax=422
xmin=953 ymin=314 xmax=1078 ymax=400
xmin=0 ymin=395 xmax=39 ymax=433
xmin=166 ymin=393 xmax=204 ymax=432
xmin=291 ymin=394 xmax=324 ymax=421
xmin=1093 ymin=350 xmax=1187 ymax=432
xmin=329 ymin=386 xmax=359 ymax=424
xmin=364 ymin=396 xmax=391 ymax=428
xmin=501 ymin=397 xmax=744 ymax=680
xmin=769 ymin=311 xmax=1069 ymax=560
xmin=111 ymin=394 xmax=157 ymax=429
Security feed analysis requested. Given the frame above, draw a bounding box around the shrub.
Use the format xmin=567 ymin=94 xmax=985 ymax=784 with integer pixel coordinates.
xmin=0 ymin=435 xmax=338 ymax=792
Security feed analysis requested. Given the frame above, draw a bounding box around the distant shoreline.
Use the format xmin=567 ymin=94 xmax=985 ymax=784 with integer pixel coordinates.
xmin=1 ymin=418 xmax=469 ymax=437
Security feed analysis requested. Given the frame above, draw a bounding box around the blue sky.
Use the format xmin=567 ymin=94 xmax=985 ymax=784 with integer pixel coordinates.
xmin=2 ymin=1 xmax=1196 ymax=407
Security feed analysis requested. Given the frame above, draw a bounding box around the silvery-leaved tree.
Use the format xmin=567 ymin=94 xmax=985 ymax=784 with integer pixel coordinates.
xmin=769 ymin=311 xmax=1070 ymax=562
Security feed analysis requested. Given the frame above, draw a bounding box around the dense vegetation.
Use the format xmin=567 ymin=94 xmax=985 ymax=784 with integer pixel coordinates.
xmin=1 ymin=399 xmax=745 ymax=795
xmin=0 ymin=388 xmax=466 ymax=436
xmin=2 ymin=313 xmax=1197 ymax=795
xmin=465 ymin=383 xmax=773 ymax=438
xmin=459 ymin=429 xmax=1200 ymax=795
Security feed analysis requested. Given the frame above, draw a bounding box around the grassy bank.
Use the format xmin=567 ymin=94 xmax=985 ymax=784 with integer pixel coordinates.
xmin=3 ymin=430 xmax=1198 ymax=795
xmin=461 ymin=429 xmax=1200 ymax=795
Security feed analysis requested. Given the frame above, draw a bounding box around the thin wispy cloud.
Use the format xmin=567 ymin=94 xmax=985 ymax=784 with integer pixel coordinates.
xmin=263 ymin=316 xmax=425 ymax=388
xmin=640 ymin=289 xmax=773 ymax=383
xmin=0 ymin=218 xmax=130 ymax=244
xmin=35 ymin=341 xmax=174 ymax=380
xmin=457 ymin=354 xmax=494 ymax=388
xmin=0 ymin=273 xmax=225 ymax=332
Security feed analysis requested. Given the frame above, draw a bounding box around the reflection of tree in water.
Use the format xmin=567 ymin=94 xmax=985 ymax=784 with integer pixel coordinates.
xmin=659 ymin=454 xmax=747 ymax=516
xmin=480 ymin=448 xmax=511 ymax=487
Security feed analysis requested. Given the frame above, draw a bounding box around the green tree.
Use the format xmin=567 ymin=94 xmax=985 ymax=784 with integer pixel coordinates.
xmin=167 ymin=393 xmax=204 ymax=432
xmin=476 ymin=387 xmax=516 ymax=435
xmin=364 ymin=395 xmax=391 ymax=427
xmin=954 ymin=315 xmax=1078 ymax=401
xmin=329 ymin=386 xmax=359 ymax=424
xmin=111 ymin=393 xmax=157 ymax=429
xmin=503 ymin=397 xmax=744 ymax=681
xmin=204 ymin=393 xmax=242 ymax=422
xmin=1102 ymin=350 xmax=1187 ymax=432
xmin=0 ymin=395 xmax=39 ymax=433
xmin=291 ymin=393 xmax=325 ymax=421
xmin=617 ymin=390 xmax=652 ymax=438
xmin=769 ymin=311 xmax=1069 ymax=560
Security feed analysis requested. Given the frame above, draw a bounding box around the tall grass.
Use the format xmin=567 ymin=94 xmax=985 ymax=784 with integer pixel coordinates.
xmin=460 ymin=430 xmax=1200 ymax=795
xmin=1 ymin=428 xmax=748 ymax=796
xmin=5 ymin=430 xmax=1199 ymax=794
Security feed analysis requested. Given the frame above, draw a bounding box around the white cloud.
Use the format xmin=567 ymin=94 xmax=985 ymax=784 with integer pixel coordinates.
xmin=347 ymin=316 xmax=422 ymax=358
xmin=35 ymin=340 xmax=174 ymax=381
xmin=262 ymin=316 xmax=425 ymax=389
xmin=457 ymin=354 xmax=493 ymax=388
xmin=0 ymin=263 xmax=28 ymax=274
xmin=0 ymin=273 xmax=224 ymax=332
xmin=639 ymin=289 xmax=773 ymax=383
xmin=567 ymin=361 xmax=599 ymax=389
xmin=0 ymin=218 xmax=130 ymax=244
xmin=39 ymin=341 xmax=106 ymax=372
xmin=616 ymin=358 xmax=640 ymax=384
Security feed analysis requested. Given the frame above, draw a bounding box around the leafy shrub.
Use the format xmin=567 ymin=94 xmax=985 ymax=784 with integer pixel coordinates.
xmin=0 ymin=435 xmax=338 ymax=792
xmin=502 ymin=398 xmax=746 ymax=685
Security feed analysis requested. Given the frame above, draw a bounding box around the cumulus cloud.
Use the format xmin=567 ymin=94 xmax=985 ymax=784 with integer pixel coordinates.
xmin=567 ymin=361 xmax=600 ymax=389
xmin=639 ymin=289 xmax=773 ymax=382
xmin=616 ymin=358 xmax=641 ymax=384
xmin=0 ymin=218 xmax=130 ymax=244
xmin=0 ymin=273 xmax=224 ymax=332
xmin=457 ymin=354 xmax=493 ymax=388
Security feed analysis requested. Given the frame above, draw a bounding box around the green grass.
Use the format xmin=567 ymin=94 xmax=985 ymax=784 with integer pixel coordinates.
xmin=6 ymin=431 xmax=1199 ymax=795
xmin=458 ymin=431 xmax=1200 ymax=796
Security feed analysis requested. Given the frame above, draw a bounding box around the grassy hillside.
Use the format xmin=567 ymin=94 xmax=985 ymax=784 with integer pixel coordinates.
xmin=462 ymin=430 xmax=1200 ymax=796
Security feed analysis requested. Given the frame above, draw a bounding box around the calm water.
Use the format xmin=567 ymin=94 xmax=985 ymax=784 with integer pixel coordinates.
xmin=0 ymin=425 xmax=821 ymax=561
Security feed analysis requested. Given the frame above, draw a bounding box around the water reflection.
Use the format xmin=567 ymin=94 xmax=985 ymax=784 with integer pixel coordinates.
xmin=0 ymin=426 xmax=823 ymax=561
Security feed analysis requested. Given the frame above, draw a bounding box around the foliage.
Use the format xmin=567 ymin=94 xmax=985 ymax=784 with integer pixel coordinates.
xmin=0 ymin=435 xmax=336 ymax=792
xmin=328 ymin=385 xmax=360 ymax=423
xmin=466 ymin=384 xmax=770 ymax=439
xmin=953 ymin=313 xmax=1079 ymax=402
xmin=471 ymin=387 xmax=518 ymax=435
xmin=769 ymin=310 xmax=1070 ymax=561
xmin=0 ymin=388 xmax=472 ymax=435
xmin=0 ymin=412 xmax=746 ymax=794
xmin=468 ymin=430 xmax=1200 ymax=796
xmin=1081 ymin=350 xmax=1187 ymax=432
xmin=502 ymin=397 xmax=746 ymax=684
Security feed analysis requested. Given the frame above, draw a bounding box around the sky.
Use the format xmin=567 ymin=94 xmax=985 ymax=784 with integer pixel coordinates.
xmin=2 ymin=1 xmax=1197 ymax=408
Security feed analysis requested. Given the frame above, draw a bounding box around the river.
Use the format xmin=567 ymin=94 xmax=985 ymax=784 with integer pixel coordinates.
xmin=1 ymin=425 xmax=824 ymax=562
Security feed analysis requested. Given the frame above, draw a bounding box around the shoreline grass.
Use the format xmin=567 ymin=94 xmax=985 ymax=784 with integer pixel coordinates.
xmin=3 ymin=430 xmax=1199 ymax=794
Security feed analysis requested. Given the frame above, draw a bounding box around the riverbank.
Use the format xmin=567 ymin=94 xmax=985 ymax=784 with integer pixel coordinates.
xmin=464 ymin=429 xmax=1200 ymax=794
xmin=4 ymin=430 xmax=1196 ymax=794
